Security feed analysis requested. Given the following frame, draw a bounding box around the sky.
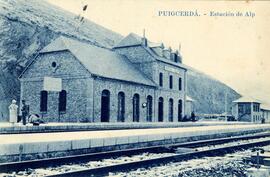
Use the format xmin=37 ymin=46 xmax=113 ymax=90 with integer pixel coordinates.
xmin=47 ymin=0 xmax=270 ymax=105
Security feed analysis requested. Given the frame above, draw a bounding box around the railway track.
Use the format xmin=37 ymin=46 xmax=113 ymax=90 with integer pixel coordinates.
xmin=1 ymin=132 xmax=270 ymax=176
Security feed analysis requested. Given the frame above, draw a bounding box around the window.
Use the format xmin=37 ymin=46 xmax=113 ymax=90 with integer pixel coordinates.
xmin=58 ymin=90 xmax=67 ymax=112
xmin=169 ymin=99 xmax=174 ymax=122
xmin=178 ymin=99 xmax=182 ymax=121
xmin=117 ymin=92 xmax=125 ymax=122
xmin=169 ymin=75 xmax=173 ymax=89
xmin=158 ymin=97 xmax=164 ymax=122
xmin=239 ymin=103 xmax=251 ymax=114
xmin=238 ymin=104 xmax=244 ymax=114
xmin=146 ymin=95 xmax=153 ymax=122
xmin=51 ymin=62 xmax=57 ymax=68
xmin=174 ymin=54 xmax=178 ymax=62
xmin=40 ymin=90 xmax=48 ymax=112
xmin=178 ymin=78 xmax=182 ymax=91
xmin=101 ymin=90 xmax=110 ymax=122
xmin=253 ymin=103 xmax=260 ymax=112
xmin=133 ymin=94 xmax=140 ymax=122
xmin=159 ymin=73 xmax=163 ymax=87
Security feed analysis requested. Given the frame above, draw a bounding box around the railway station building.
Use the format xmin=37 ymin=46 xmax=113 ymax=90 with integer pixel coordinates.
xmin=261 ymin=104 xmax=270 ymax=123
xmin=232 ymin=96 xmax=262 ymax=123
xmin=19 ymin=34 xmax=187 ymax=123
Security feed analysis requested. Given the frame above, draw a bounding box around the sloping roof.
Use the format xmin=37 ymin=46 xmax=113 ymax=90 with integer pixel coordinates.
xmin=261 ymin=104 xmax=270 ymax=110
xmin=114 ymin=33 xmax=187 ymax=70
xmin=113 ymin=33 xmax=142 ymax=48
xmin=144 ymin=46 xmax=187 ymax=70
xmin=233 ymin=96 xmax=262 ymax=103
xmin=35 ymin=36 xmax=156 ymax=87
xmin=186 ymin=96 xmax=195 ymax=102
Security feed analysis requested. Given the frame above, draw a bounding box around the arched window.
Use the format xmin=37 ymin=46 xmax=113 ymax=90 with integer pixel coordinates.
xmin=169 ymin=75 xmax=173 ymax=89
xmin=40 ymin=90 xmax=48 ymax=112
xmin=58 ymin=90 xmax=67 ymax=112
xmin=133 ymin=94 xmax=140 ymax=122
xmin=159 ymin=73 xmax=163 ymax=87
xmin=179 ymin=78 xmax=182 ymax=91
xmin=169 ymin=98 xmax=174 ymax=122
xmin=178 ymin=99 xmax=183 ymax=122
xmin=146 ymin=95 xmax=153 ymax=122
xmin=158 ymin=97 xmax=164 ymax=122
xmin=101 ymin=90 xmax=110 ymax=122
xmin=117 ymin=92 xmax=125 ymax=122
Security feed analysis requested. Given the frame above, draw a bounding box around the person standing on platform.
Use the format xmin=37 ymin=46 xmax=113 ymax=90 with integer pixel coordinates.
xmin=21 ymin=100 xmax=29 ymax=125
xmin=9 ymin=99 xmax=18 ymax=125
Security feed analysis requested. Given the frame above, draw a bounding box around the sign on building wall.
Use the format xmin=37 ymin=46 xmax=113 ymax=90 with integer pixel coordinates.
xmin=43 ymin=77 xmax=62 ymax=92
xmin=164 ymin=66 xmax=181 ymax=74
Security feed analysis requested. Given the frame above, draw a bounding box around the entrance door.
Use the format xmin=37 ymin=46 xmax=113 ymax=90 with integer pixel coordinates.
xmin=118 ymin=92 xmax=125 ymax=122
xmin=158 ymin=97 xmax=164 ymax=122
xmin=133 ymin=94 xmax=140 ymax=122
xmin=178 ymin=99 xmax=182 ymax=122
xmin=146 ymin=95 xmax=153 ymax=122
xmin=101 ymin=90 xmax=110 ymax=122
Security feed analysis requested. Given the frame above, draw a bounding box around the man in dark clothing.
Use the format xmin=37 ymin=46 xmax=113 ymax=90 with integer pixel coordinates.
xmin=191 ymin=111 xmax=196 ymax=122
xmin=21 ymin=100 xmax=29 ymax=125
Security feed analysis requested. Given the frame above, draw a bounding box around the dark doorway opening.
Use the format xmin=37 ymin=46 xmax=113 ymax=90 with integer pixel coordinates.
xmin=169 ymin=98 xmax=174 ymax=122
xmin=133 ymin=94 xmax=140 ymax=122
xmin=40 ymin=90 xmax=48 ymax=112
xmin=147 ymin=95 xmax=153 ymax=122
xmin=101 ymin=90 xmax=110 ymax=122
xmin=178 ymin=99 xmax=182 ymax=121
xmin=117 ymin=92 xmax=125 ymax=122
xmin=158 ymin=97 xmax=164 ymax=122
xmin=58 ymin=90 xmax=67 ymax=113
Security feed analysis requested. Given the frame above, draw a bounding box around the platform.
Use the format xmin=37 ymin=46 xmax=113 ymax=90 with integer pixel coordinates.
xmin=0 ymin=121 xmax=252 ymax=134
xmin=1 ymin=124 xmax=270 ymax=163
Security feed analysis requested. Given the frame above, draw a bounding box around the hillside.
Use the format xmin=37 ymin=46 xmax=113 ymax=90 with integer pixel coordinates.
xmin=186 ymin=67 xmax=240 ymax=114
xmin=0 ymin=0 xmax=240 ymax=120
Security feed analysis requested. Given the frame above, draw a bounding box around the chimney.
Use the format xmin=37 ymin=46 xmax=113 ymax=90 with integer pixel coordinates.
xmin=174 ymin=50 xmax=179 ymax=62
xmin=142 ymin=29 xmax=147 ymax=46
xmin=178 ymin=43 xmax=183 ymax=63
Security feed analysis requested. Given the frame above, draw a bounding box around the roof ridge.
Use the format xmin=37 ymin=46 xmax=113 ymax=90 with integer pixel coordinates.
xmin=21 ymin=35 xmax=156 ymax=87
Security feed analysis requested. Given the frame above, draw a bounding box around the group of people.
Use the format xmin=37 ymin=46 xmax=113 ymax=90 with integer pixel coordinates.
xmin=8 ymin=99 xmax=43 ymax=126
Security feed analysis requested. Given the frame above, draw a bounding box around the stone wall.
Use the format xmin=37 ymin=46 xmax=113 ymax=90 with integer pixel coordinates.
xmin=156 ymin=61 xmax=186 ymax=119
xmin=114 ymin=46 xmax=187 ymax=119
xmin=93 ymin=77 xmax=156 ymax=122
xmin=20 ymin=51 xmax=93 ymax=122
xmin=20 ymin=47 xmax=187 ymax=123
xmin=114 ymin=46 xmax=157 ymax=82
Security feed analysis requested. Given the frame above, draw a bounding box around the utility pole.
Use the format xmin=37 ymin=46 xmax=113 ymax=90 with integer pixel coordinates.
xmin=225 ymin=89 xmax=228 ymax=121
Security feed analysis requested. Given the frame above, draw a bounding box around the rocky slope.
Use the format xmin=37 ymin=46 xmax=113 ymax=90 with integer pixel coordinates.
xmin=186 ymin=67 xmax=240 ymax=114
xmin=0 ymin=0 xmax=240 ymax=121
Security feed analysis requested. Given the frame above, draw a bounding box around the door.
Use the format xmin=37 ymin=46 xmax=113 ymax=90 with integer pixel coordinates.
xmin=158 ymin=97 xmax=164 ymax=122
xmin=101 ymin=90 xmax=110 ymax=122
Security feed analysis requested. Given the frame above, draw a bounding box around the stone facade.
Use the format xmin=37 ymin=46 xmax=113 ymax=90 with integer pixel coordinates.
xmin=114 ymin=44 xmax=187 ymax=122
xmin=20 ymin=51 xmax=93 ymax=122
xmin=92 ymin=78 xmax=156 ymax=122
xmin=20 ymin=35 xmax=187 ymax=123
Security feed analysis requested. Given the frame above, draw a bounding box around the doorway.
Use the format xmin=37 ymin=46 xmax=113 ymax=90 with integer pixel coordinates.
xmin=101 ymin=90 xmax=110 ymax=122
xmin=158 ymin=97 xmax=164 ymax=122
